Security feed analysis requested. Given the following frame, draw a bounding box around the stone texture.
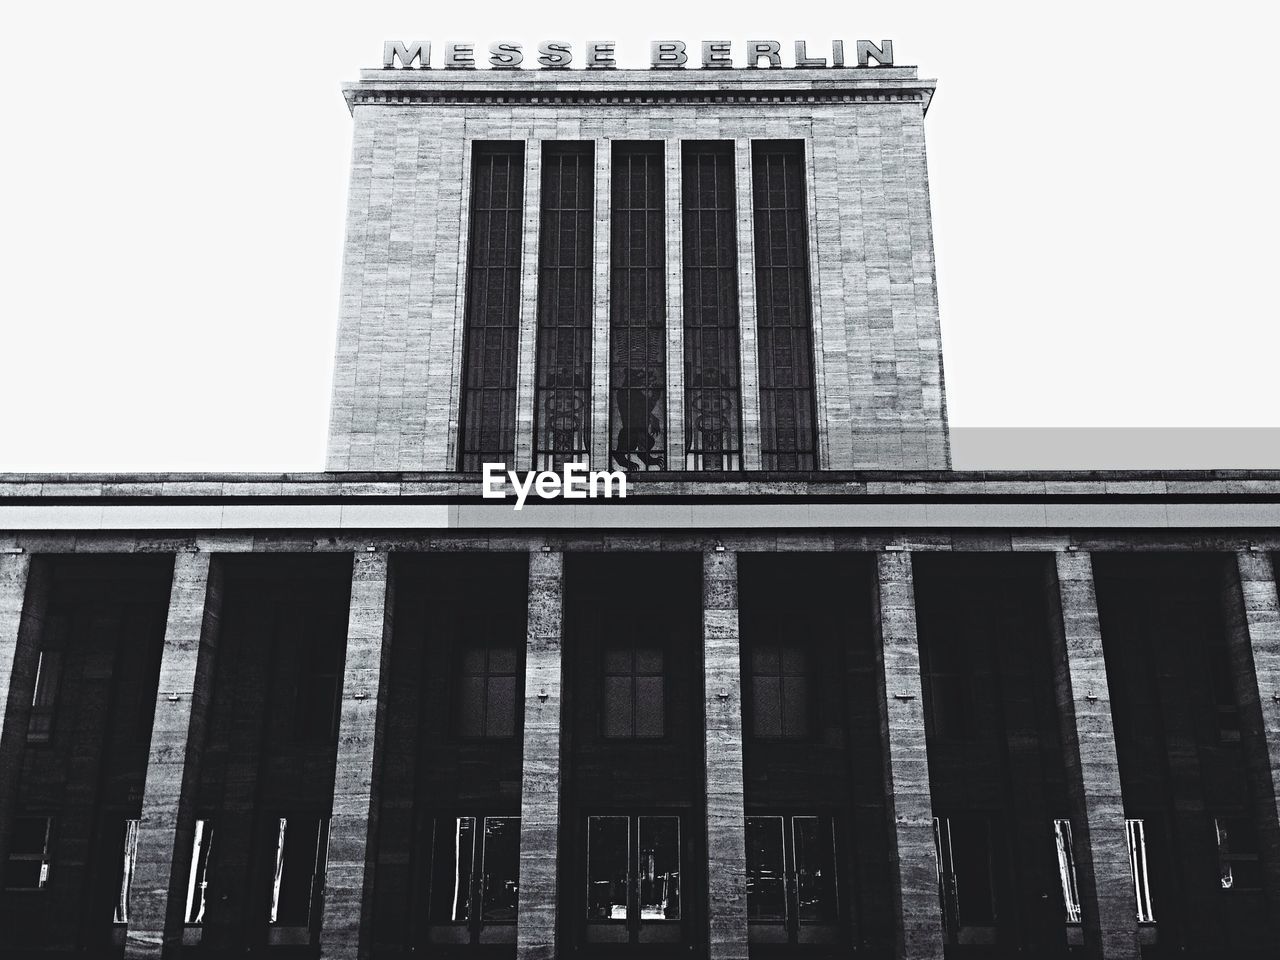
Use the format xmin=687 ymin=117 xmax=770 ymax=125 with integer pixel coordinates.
xmin=0 ymin=554 xmax=50 ymax=881
xmin=125 ymin=552 xmax=223 ymax=958
xmin=1045 ymin=551 xmax=1139 ymax=959
xmin=874 ymin=551 xmax=944 ymax=960
xmin=1219 ymin=552 xmax=1280 ymax=941
xmin=320 ymin=550 xmax=394 ymax=959
xmin=703 ymin=550 xmax=749 ymax=960
xmin=516 ymin=550 xmax=563 ymax=960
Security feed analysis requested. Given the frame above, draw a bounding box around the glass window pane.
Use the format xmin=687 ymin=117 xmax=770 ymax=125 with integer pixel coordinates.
xmin=186 ymin=820 xmax=213 ymax=924
xmin=949 ymin=818 xmax=994 ymax=924
xmin=781 ymin=646 xmax=806 ymax=676
xmin=751 ymin=646 xmax=779 ymax=676
xmin=745 ymin=817 xmax=787 ymax=921
xmin=485 ymin=676 xmax=517 ymax=738
xmin=488 ymin=646 xmax=518 ymax=675
xmin=638 ymin=817 xmax=680 ymax=920
xmin=1053 ymin=819 xmax=1082 ymax=923
xmin=604 ymin=676 xmax=633 ymax=738
xmin=272 ymin=816 xmax=325 ymax=926
xmin=481 ymin=818 xmax=520 ymax=922
xmin=634 ymin=677 xmax=665 ymax=738
xmin=8 ymin=817 xmax=50 ymax=857
xmin=780 ymin=676 xmax=809 ymax=738
xmin=752 ymin=677 xmax=783 ymax=738
xmin=603 ymin=649 xmax=631 ymax=675
xmin=432 ymin=817 xmax=476 ymax=922
xmin=792 ymin=817 xmax=837 ymax=923
xmin=461 ymin=648 xmax=486 ymax=675
xmin=114 ymin=819 xmax=140 ymax=923
xmin=457 ymin=676 xmax=486 ymax=738
xmin=588 ymin=816 xmax=629 ymax=921
xmin=635 ymin=648 xmax=663 ymax=675
xmin=1126 ymin=819 xmax=1156 ymax=922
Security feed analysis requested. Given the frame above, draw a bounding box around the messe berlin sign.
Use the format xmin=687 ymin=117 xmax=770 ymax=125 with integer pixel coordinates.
xmin=382 ymin=40 xmax=894 ymax=70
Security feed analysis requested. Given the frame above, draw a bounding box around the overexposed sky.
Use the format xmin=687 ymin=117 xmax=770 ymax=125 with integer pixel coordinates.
xmin=1 ymin=1 xmax=1277 ymax=471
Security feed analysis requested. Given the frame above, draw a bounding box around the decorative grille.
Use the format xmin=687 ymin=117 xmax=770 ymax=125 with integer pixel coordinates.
xmin=534 ymin=142 xmax=595 ymax=470
xmin=681 ymin=142 xmax=743 ymax=471
xmin=458 ymin=143 xmax=525 ymax=472
xmin=609 ymin=142 xmax=667 ymax=471
xmin=752 ymin=141 xmax=818 ymax=470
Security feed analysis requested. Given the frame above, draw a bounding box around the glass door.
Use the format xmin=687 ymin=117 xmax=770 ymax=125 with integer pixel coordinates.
xmin=746 ymin=814 xmax=840 ymax=945
xmin=586 ymin=814 xmax=683 ymax=945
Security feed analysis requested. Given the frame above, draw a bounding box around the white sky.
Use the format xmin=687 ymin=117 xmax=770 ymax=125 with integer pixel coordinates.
xmin=1 ymin=1 xmax=1277 ymax=471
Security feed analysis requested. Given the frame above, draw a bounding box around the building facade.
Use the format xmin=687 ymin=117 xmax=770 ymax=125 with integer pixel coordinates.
xmin=1 ymin=53 xmax=1279 ymax=960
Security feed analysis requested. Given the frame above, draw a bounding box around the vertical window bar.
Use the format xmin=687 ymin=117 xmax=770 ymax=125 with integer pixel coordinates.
xmin=751 ymin=141 xmax=818 ymax=470
xmin=1053 ymin=819 xmax=1082 ymax=923
xmin=609 ymin=142 xmax=667 ymax=471
xmin=114 ymin=818 xmax=140 ymax=923
xmin=533 ymin=142 xmax=595 ymax=471
xmin=185 ymin=819 xmax=213 ymax=924
xmin=270 ymin=818 xmax=288 ymax=924
xmin=681 ymin=142 xmax=743 ymax=471
xmin=459 ymin=143 xmax=526 ymax=472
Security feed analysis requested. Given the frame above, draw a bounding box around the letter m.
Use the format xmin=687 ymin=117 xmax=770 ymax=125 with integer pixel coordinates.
xmin=384 ymin=41 xmax=430 ymax=69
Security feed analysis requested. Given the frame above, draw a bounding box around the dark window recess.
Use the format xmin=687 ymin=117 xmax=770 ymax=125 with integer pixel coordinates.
xmin=4 ymin=816 xmax=53 ymax=890
xmin=27 ymin=647 xmax=62 ymax=743
xmin=1216 ymin=816 xmax=1262 ymax=892
xmin=751 ymin=140 xmax=817 ymax=470
xmin=745 ymin=815 xmax=838 ymax=928
xmin=923 ymin=631 xmax=971 ymax=743
xmin=459 ymin=143 xmax=525 ymax=472
xmin=429 ymin=816 xmax=520 ymax=927
xmin=609 ymin=142 xmax=666 ymax=471
xmin=456 ymin=644 xmax=519 ymax=739
xmin=534 ymin=142 xmax=594 ymax=470
xmin=295 ymin=625 xmax=344 ymax=743
xmin=681 ymin=141 xmax=743 ymax=471
xmin=1208 ymin=638 xmax=1242 ymax=743
xmin=269 ymin=816 xmax=329 ymax=929
xmin=748 ymin=643 xmax=810 ymax=739
xmin=934 ymin=816 xmax=997 ymax=933
xmin=603 ymin=646 xmax=665 ymax=739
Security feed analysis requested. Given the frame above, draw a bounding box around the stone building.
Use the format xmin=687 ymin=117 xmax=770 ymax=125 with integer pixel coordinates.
xmin=1 ymin=52 xmax=1278 ymax=960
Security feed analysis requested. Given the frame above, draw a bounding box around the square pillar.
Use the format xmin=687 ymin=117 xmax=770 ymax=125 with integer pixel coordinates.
xmin=704 ymin=550 xmax=749 ymax=960
xmin=514 ymin=142 xmax=544 ymax=468
xmin=591 ymin=139 xmax=611 ymax=469
xmin=516 ymin=550 xmax=564 ymax=960
xmin=1046 ymin=551 xmax=1139 ymax=959
xmin=733 ymin=138 xmax=762 ymax=470
xmin=320 ymin=550 xmax=394 ymax=959
xmin=0 ymin=553 xmax=51 ymax=879
xmin=874 ymin=551 xmax=944 ymax=960
xmin=664 ymin=136 xmax=685 ymax=468
xmin=125 ymin=552 xmax=224 ymax=958
xmin=1219 ymin=551 xmax=1280 ymax=939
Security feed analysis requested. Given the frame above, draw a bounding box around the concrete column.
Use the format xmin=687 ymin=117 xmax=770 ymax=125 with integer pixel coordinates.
xmin=874 ymin=551 xmax=944 ymax=960
xmin=320 ymin=550 xmax=394 ymax=959
xmin=1046 ymin=551 xmax=1138 ymax=959
xmin=664 ymin=136 xmax=685 ymax=468
xmin=514 ymin=141 xmax=543 ymax=468
xmin=0 ymin=553 xmax=51 ymax=880
xmin=516 ymin=550 xmax=564 ymax=960
xmin=591 ymin=139 xmax=611 ymax=470
xmin=1220 ymin=551 xmax=1280 ymax=939
xmin=703 ymin=550 xmax=749 ymax=960
xmin=733 ymin=138 xmax=762 ymax=470
xmin=125 ymin=552 xmax=223 ymax=959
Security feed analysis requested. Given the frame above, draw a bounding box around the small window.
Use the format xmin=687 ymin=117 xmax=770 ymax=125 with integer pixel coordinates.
xmin=295 ymin=632 xmax=344 ymax=743
xmin=934 ymin=816 xmax=996 ymax=934
xmin=4 ymin=816 xmax=52 ymax=891
xmin=113 ymin=819 xmax=141 ymax=923
xmin=1215 ymin=816 xmax=1262 ymax=892
xmin=269 ymin=816 xmax=329 ymax=928
xmin=429 ymin=816 xmax=520 ymax=926
xmin=603 ymin=647 xmax=665 ymax=739
xmin=27 ymin=650 xmax=62 ymax=744
xmin=749 ymin=643 xmax=810 ymax=739
xmin=1125 ymin=818 xmax=1156 ymax=923
xmin=185 ymin=819 xmax=214 ymax=925
xmin=1053 ymin=819 xmax=1082 ymax=923
xmin=456 ymin=645 xmax=519 ymax=739
xmin=746 ymin=815 xmax=838 ymax=926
